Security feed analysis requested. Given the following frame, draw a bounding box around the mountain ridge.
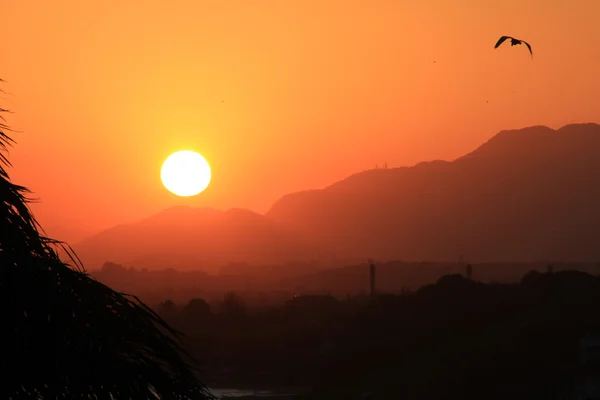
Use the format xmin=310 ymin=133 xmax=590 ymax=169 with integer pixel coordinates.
xmin=74 ymin=122 xmax=600 ymax=268
xmin=266 ymin=122 xmax=600 ymax=263
xmin=74 ymin=206 xmax=325 ymax=271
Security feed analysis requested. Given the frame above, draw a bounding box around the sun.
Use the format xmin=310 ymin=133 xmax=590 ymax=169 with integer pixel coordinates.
xmin=160 ymin=150 xmax=211 ymax=197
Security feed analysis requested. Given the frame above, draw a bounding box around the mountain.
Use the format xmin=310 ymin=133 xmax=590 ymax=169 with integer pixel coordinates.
xmin=73 ymin=206 xmax=325 ymax=271
xmin=40 ymin=225 xmax=94 ymax=245
xmin=266 ymin=123 xmax=600 ymax=263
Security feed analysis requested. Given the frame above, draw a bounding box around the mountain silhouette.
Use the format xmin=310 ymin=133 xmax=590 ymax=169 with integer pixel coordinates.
xmin=74 ymin=206 xmax=324 ymax=271
xmin=42 ymin=224 xmax=93 ymax=244
xmin=266 ymin=123 xmax=600 ymax=263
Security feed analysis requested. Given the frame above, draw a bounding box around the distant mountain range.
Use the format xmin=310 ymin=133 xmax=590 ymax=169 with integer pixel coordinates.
xmin=73 ymin=207 xmax=325 ymax=271
xmin=42 ymin=225 xmax=93 ymax=245
xmin=74 ymin=123 xmax=600 ymax=269
xmin=266 ymin=123 xmax=600 ymax=263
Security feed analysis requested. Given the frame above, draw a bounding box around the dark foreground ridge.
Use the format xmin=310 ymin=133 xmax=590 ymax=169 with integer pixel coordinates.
xmin=0 ymin=87 xmax=214 ymax=398
xmin=157 ymin=269 xmax=600 ymax=399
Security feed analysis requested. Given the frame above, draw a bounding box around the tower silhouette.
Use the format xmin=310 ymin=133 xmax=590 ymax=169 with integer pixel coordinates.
xmin=368 ymin=260 xmax=376 ymax=297
xmin=466 ymin=264 xmax=473 ymax=280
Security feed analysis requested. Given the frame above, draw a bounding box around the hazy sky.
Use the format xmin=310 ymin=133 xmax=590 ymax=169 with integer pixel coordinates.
xmin=1 ymin=0 xmax=599 ymax=238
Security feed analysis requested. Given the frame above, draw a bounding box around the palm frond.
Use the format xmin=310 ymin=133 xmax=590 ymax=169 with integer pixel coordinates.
xmin=0 ymin=81 xmax=215 ymax=399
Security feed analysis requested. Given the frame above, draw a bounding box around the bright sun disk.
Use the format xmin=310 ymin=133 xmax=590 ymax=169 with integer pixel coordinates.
xmin=160 ymin=150 xmax=211 ymax=197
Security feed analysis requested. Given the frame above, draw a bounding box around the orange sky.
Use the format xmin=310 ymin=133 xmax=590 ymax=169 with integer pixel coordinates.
xmin=1 ymin=0 xmax=599 ymax=241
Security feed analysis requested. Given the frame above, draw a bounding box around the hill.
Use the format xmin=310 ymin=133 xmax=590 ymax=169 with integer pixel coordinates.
xmin=266 ymin=123 xmax=600 ymax=262
xmin=73 ymin=206 xmax=325 ymax=271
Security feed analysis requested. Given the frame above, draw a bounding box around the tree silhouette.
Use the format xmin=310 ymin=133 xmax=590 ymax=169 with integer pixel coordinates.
xmin=159 ymin=299 xmax=178 ymax=313
xmin=221 ymin=292 xmax=246 ymax=319
xmin=182 ymin=298 xmax=211 ymax=321
xmin=0 ymin=82 xmax=214 ymax=399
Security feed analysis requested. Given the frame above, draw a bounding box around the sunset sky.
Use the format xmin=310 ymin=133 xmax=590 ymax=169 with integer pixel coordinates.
xmin=1 ymin=0 xmax=599 ymax=241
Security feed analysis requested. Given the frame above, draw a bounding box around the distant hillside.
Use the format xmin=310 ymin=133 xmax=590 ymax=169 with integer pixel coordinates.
xmin=284 ymin=260 xmax=600 ymax=295
xmin=74 ymin=206 xmax=325 ymax=271
xmin=266 ymin=123 xmax=600 ymax=262
xmin=42 ymin=224 xmax=93 ymax=245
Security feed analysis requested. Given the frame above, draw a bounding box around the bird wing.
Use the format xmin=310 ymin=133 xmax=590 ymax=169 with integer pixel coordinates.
xmin=523 ymin=41 xmax=533 ymax=57
xmin=494 ymin=36 xmax=512 ymax=49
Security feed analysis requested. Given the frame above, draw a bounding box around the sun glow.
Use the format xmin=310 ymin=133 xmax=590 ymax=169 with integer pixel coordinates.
xmin=160 ymin=150 xmax=211 ymax=197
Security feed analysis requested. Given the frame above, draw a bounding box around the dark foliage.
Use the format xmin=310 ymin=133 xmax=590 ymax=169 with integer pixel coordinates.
xmin=164 ymin=270 xmax=600 ymax=399
xmin=0 ymin=84 xmax=214 ymax=399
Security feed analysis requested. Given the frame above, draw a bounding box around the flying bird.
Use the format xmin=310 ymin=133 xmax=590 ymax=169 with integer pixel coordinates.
xmin=494 ymin=36 xmax=533 ymax=57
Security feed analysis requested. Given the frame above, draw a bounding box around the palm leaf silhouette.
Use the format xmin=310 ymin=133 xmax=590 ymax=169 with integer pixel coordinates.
xmin=0 ymin=80 xmax=215 ymax=399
